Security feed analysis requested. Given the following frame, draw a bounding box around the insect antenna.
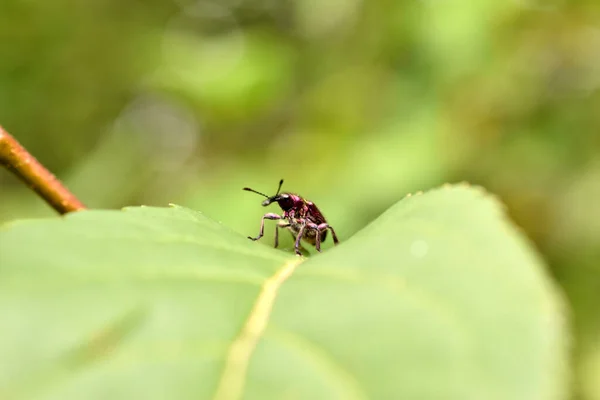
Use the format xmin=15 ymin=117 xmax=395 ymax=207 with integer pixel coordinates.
xmin=275 ymin=179 xmax=284 ymax=195
xmin=242 ymin=187 xmax=269 ymax=198
xmin=243 ymin=179 xmax=285 ymax=198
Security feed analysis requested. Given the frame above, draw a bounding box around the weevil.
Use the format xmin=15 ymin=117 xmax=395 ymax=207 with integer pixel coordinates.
xmin=243 ymin=179 xmax=339 ymax=256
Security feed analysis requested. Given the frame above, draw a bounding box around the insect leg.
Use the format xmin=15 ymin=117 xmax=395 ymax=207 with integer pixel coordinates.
xmin=274 ymin=222 xmax=290 ymax=248
xmin=293 ymin=223 xmax=307 ymax=256
xmin=306 ymin=222 xmax=323 ymax=252
xmin=315 ymin=228 xmax=322 ymax=252
xmin=249 ymin=213 xmax=281 ymax=241
xmin=317 ymin=223 xmax=340 ymax=245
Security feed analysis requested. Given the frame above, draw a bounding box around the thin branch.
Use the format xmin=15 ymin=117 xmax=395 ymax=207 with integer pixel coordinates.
xmin=0 ymin=125 xmax=87 ymax=214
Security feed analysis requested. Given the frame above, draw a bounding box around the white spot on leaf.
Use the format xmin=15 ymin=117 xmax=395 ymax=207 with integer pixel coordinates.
xmin=410 ymin=240 xmax=429 ymax=259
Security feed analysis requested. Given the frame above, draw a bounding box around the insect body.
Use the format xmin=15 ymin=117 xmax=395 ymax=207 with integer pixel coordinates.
xmin=243 ymin=179 xmax=339 ymax=256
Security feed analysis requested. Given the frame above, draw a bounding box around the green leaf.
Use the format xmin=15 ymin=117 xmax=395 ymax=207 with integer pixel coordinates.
xmin=0 ymin=185 xmax=568 ymax=400
xmin=581 ymin=338 xmax=600 ymax=400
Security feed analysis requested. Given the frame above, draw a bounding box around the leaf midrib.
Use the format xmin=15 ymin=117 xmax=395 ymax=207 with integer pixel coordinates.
xmin=211 ymin=258 xmax=303 ymax=400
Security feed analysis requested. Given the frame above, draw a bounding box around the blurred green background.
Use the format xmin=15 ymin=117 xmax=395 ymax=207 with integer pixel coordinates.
xmin=1 ymin=0 xmax=599 ymax=398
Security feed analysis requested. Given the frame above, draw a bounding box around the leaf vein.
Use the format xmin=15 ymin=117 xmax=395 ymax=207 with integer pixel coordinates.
xmin=265 ymin=325 xmax=369 ymax=400
xmin=212 ymin=258 xmax=303 ymax=400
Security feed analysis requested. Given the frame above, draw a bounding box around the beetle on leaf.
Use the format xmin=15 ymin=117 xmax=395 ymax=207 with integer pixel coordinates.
xmin=243 ymin=179 xmax=339 ymax=256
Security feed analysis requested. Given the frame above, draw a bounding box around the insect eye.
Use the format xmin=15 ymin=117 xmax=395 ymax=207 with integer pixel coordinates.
xmin=278 ymin=196 xmax=294 ymax=210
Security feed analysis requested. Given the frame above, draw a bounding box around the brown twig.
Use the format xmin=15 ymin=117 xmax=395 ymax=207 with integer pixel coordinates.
xmin=0 ymin=125 xmax=86 ymax=214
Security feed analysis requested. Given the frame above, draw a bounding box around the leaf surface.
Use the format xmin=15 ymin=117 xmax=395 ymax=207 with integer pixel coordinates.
xmin=0 ymin=185 xmax=568 ymax=400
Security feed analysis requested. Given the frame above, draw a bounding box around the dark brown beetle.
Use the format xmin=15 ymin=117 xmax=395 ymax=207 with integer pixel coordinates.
xmin=243 ymin=179 xmax=339 ymax=256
